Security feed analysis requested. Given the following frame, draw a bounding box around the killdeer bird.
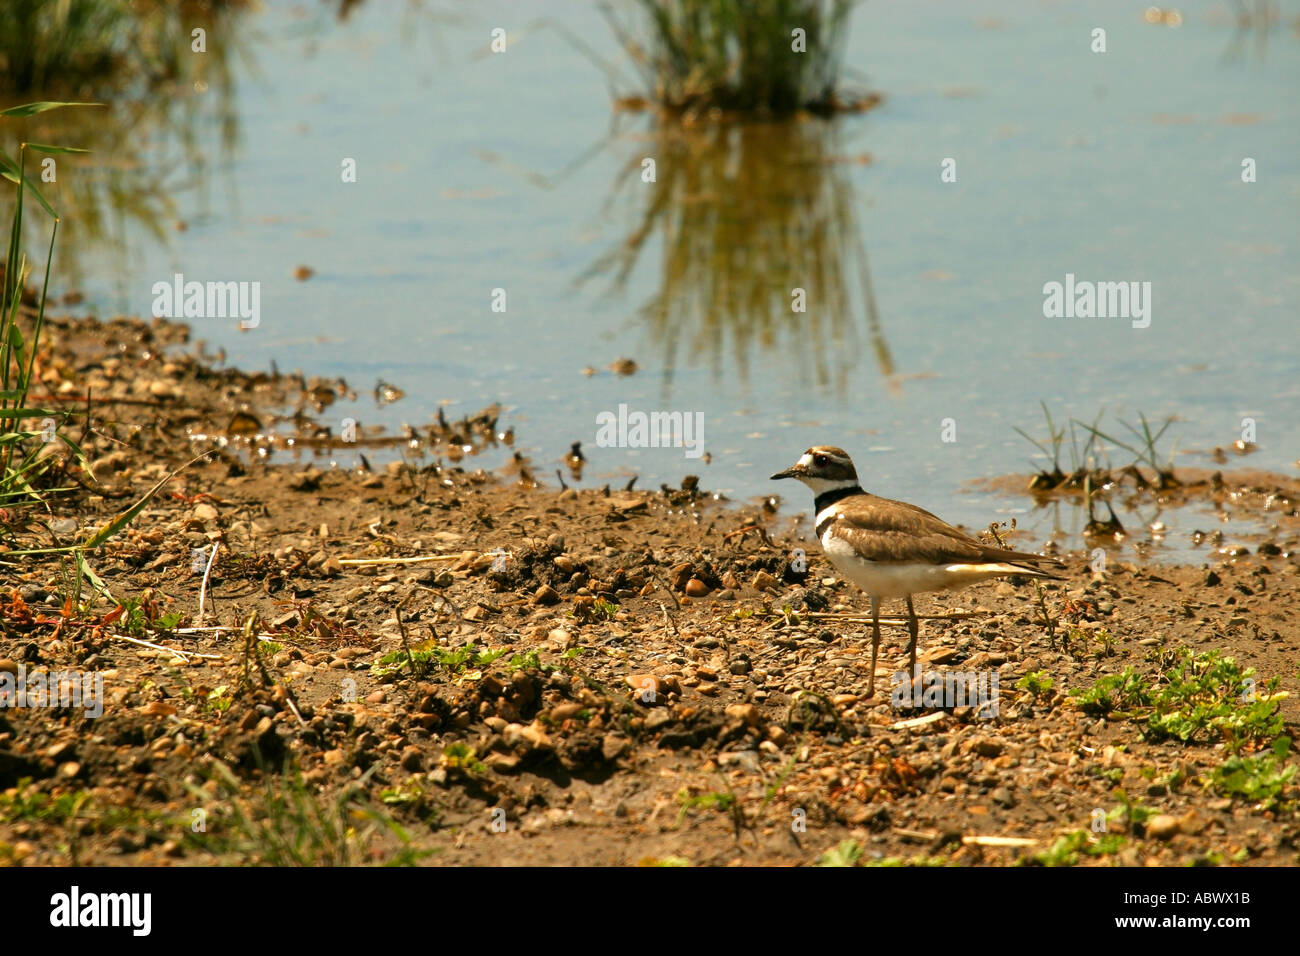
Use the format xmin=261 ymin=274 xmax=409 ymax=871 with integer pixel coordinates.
xmin=772 ymin=446 xmax=1062 ymax=697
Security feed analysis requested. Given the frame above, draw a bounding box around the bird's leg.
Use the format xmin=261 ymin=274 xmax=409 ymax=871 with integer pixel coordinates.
xmin=905 ymin=595 xmax=920 ymax=686
xmin=868 ymin=596 xmax=881 ymax=698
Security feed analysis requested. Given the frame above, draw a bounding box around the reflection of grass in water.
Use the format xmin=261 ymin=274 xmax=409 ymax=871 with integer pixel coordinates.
xmin=0 ymin=0 xmax=254 ymax=97
xmin=604 ymin=0 xmax=865 ymax=116
xmin=580 ymin=120 xmax=892 ymax=395
xmin=0 ymin=1 xmax=254 ymax=289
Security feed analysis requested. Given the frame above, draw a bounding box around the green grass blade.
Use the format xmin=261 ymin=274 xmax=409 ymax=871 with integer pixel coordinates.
xmin=83 ymin=453 xmax=208 ymax=549
xmin=0 ymin=102 xmax=103 ymax=117
xmin=21 ymin=143 xmax=91 ymax=155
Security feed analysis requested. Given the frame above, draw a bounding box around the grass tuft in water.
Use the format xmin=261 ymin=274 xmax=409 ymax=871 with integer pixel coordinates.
xmin=604 ymin=0 xmax=871 ymax=117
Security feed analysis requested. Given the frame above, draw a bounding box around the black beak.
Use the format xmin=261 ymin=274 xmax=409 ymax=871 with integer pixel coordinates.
xmin=770 ymin=468 xmax=797 ymax=480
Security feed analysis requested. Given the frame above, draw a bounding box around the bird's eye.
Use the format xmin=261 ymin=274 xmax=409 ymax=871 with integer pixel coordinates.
xmin=814 ymin=455 xmax=827 ymax=466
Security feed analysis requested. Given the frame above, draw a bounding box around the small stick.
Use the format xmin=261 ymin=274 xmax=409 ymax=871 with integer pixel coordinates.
xmin=197 ymin=542 xmax=220 ymax=626
xmin=282 ymin=693 xmax=307 ymax=728
xmin=961 ymin=835 xmax=1038 ymax=848
xmin=106 ymin=632 xmax=222 ymax=660
xmin=337 ymin=553 xmax=466 ymax=566
xmin=890 ymin=711 xmax=947 ymax=731
xmin=893 ymin=827 xmax=940 ymax=841
xmin=659 ymin=602 xmax=678 ymax=637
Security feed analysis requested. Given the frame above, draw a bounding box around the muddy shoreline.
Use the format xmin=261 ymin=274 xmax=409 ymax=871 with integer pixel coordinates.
xmin=1 ymin=312 xmax=1296 ymax=866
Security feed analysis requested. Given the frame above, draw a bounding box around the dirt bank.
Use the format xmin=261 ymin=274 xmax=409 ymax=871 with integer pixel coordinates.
xmin=2 ymin=314 xmax=1297 ymax=866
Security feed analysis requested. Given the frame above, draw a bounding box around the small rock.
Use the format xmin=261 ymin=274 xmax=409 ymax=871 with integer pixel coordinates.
xmin=626 ymin=673 xmax=679 ymax=701
xmin=485 ymin=752 xmax=520 ymax=773
xmin=601 ymin=734 xmax=629 ymax=761
xmin=725 ymin=703 xmax=761 ymax=727
xmin=1146 ymin=814 xmax=1180 ymax=840
xmin=533 ymin=585 xmax=561 ymax=606
xmin=192 ymin=502 xmax=219 ymax=523
xmin=644 ymin=709 xmax=674 ymax=732
xmin=399 ymin=747 xmax=423 ymax=772
xmin=718 ymin=750 xmax=760 ymax=772
xmin=751 ymin=571 xmax=779 ymax=592
xmin=520 ymin=723 xmax=553 ymax=751
xmin=684 ymin=578 xmax=711 ymax=598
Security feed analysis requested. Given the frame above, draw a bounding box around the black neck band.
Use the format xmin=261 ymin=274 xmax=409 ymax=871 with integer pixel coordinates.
xmin=813 ymin=485 xmax=863 ymax=514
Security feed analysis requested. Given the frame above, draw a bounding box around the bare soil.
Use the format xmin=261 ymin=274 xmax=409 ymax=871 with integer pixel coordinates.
xmin=1 ymin=314 xmax=1297 ymax=867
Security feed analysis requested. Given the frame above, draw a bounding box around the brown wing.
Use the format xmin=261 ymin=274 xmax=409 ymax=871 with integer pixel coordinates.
xmin=827 ymin=495 xmax=1059 ymax=569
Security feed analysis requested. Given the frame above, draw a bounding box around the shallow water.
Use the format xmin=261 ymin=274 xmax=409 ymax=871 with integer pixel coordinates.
xmin=14 ymin=0 xmax=1300 ymax=561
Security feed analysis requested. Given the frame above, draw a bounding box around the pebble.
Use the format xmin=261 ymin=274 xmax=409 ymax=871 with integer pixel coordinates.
xmin=1147 ymin=814 xmax=1180 ymax=840
xmin=643 ymin=709 xmax=674 ymax=732
xmin=751 ymin=571 xmax=779 ymax=592
xmin=684 ymin=578 xmax=711 ymax=597
xmin=724 ymin=703 xmax=760 ymax=727
xmin=718 ymin=750 xmax=760 ymax=772
xmin=477 ymin=749 xmax=515 ymax=772
xmin=399 ymin=747 xmax=423 ymax=772
xmin=533 ymin=585 xmax=561 ymax=606
xmin=601 ymin=734 xmax=629 ymax=761
xmin=520 ymin=723 xmax=553 ymax=751
xmin=626 ymin=673 xmax=678 ymax=701
xmin=550 ymin=702 xmax=584 ymax=721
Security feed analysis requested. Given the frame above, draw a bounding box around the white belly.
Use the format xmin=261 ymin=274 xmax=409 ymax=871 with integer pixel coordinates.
xmin=821 ymin=533 xmax=1028 ymax=599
